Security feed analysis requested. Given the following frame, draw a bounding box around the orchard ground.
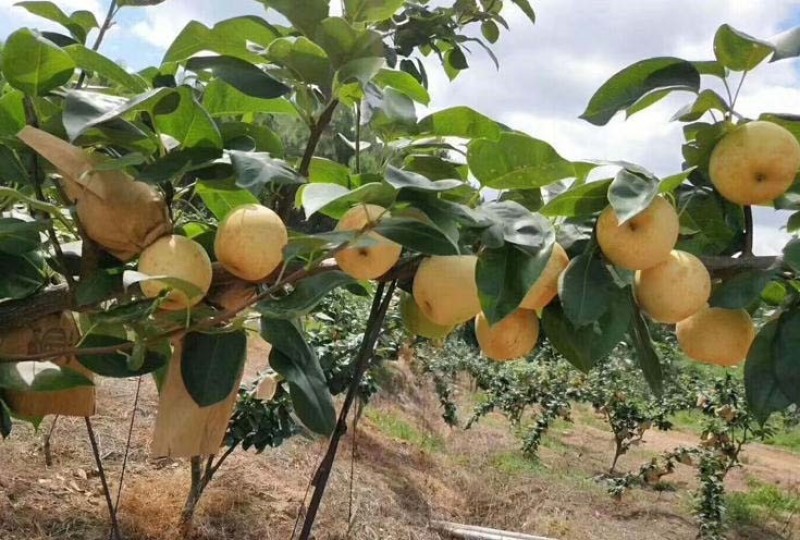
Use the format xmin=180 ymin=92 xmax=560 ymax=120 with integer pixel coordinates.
xmin=0 ymin=341 xmax=798 ymax=540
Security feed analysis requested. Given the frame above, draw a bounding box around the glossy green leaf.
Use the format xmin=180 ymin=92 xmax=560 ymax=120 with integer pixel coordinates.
xmin=481 ymin=20 xmax=500 ymax=43
xmin=203 ymin=79 xmax=296 ymax=117
xmin=299 ymin=181 xmax=395 ymax=219
xmin=181 ymin=330 xmax=247 ymax=407
xmin=468 ymin=132 xmax=574 ymax=189
xmin=417 ymin=106 xmax=501 ymax=140
xmin=509 ymin=0 xmax=536 ymax=23
xmin=540 ymin=179 xmax=611 ymax=217
xmin=0 ymin=218 xmax=45 ymax=255
xmin=745 ymin=319 xmax=791 ymax=423
xmin=195 ymin=179 xmax=259 ymax=220
xmin=2 ymin=29 xmax=75 ymax=96
xmin=256 ymin=0 xmax=329 ymax=37
xmin=630 ymin=308 xmax=663 ymax=397
xmin=373 ymin=217 xmax=459 ymax=256
xmin=625 ymin=88 xmax=673 ymax=118
xmin=373 ymin=69 xmax=430 ymax=105
xmin=710 ymin=270 xmax=774 ymax=309
xmin=64 ymin=44 xmax=149 ymax=92
xmin=156 ymin=87 xmax=223 ymax=149
xmin=220 ymin=121 xmax=284 ymax=156
xmin=558 ymin=250 xmax=617 ymax=327
xmin=344 ymin=0 xmax=404 ymax=22
xmin=671 ymin=89 xmax=728 ymax=122
xmin=0 ymin=362 xmax=92 ymax=392
xmin=0 ymin=91 xmax=26 ymax=137
xmin=385 ymin=166 xmax=463 ymax=192
xmin=608 ymin=167 xmax=660 ymax=224
xmin=677 ymin=189 xmax=737 ymax=256
xmin=309 ymin=158 xmax=351 ymax=187
xmin=187 ymin=55 xmax=290 ymax=99
xmin=477 ymin=244 xmax=552 ymax=325
xmin=163 ymin=17 xmax=281 ymax=64
xmin=260 ymin=317 xmax=335 ymax=435
xmin=363 ymin=86 xmax=417 ymax=137
xmin=658 ymin=169 xmax=694 ymax=193
xmin=0 ymin=251 xmax=46 ymax=301
xmin=15 ymin=1 xmax=97 ymax=43
xmin=316 ymin=17 xmax=384 ymax=68
xmin=580 ymin=57 xmax=700 ymax=126
xmin=76 ymin=334 xmax=169 ymax=377
xmin=229 ymin=150 xmax=303 ymax=195
xmin=267 ymin=37 xmax=332 ymax=88
xmin=782 ymin=238 xmax=800 ymax=274
xmin=542 ymin=293 xmax=632 ymax=372
xmin=257 ymin=271 xmax=355 ymax=319
xmin=481 ymin=201 xmax=555 ymax=254
xmin=774 ymin=309 xmax=800 ymax=404
xmin=714 ymin=23 xmax=774 ymax=72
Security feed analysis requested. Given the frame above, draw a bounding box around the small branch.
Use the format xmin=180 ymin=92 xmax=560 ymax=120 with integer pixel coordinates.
xmin=75 ymin=0 xmax=119 ymax=89
xmin=85 ymin=417 xmax=122 ymax=540
xmin=298 ymin=99 xmax=340 ymax=178
xmin=743 ymin=205 xmax=753 ymax=257
xmin=354 ymin=103 xmax=361 ymax=178
xmin=298 ymin=280 xmax=397 ymax=540
xmin=112 ymin=377 xmax=143 ymax=516
xmin=699 ymin=255 xmax=776 ymax=278
xmin=43 ymin=415 xmax=60 ymax=467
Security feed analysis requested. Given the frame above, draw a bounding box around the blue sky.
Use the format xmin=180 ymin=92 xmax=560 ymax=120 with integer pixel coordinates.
xmin=3 ymin=0 xmax=800 ymax=254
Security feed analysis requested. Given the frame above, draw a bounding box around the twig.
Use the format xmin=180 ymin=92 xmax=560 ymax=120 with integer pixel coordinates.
xmin=75 ymin=0 xmax=119 ymax=89
xmin=112 ymin=377 xmax=143 ymax=519
xmin=85 ymin=417 xmax=122 ymax=540
xmin=298 ymin=280 xmax=397 ymax=540
xmin=298 ymin=100 xmax=340 ymax=178
xmin=43 ymin=415 xmax=60 ymax=467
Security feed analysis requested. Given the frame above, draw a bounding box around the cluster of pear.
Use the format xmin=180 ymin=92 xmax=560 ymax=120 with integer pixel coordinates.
xmin=596 ymin=120 xmax=800 ymax=366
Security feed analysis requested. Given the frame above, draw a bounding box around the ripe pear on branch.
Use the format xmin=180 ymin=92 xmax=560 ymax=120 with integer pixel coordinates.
xmin=17 ymin=126 xmax=172 ymax=261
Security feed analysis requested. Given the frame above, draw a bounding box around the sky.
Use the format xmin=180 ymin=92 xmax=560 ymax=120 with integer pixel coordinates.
xmin=2 ymin=0 xmax=800 ymax=254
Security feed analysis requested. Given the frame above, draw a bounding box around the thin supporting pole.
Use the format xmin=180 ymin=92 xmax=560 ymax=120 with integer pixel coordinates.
xmin=85 ymin=417 xmax=122 ymax=540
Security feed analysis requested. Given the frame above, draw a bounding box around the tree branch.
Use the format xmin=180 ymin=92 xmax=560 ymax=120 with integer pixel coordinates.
xmin=743 ymin=205 xmax=754 ymax=257
xmin=75 ymin=0 xmax=119 ymax=89
xmin=298 ymin=99 xmax=340 ymax=178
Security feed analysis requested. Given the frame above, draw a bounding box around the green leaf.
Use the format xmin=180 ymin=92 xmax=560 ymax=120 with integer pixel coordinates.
xmin=774 ymin=309 xmax=800 ymax=404
xmin=2 ymin=29 xmax=75 ymax=96
xmin=625 ymin=88 xmax=674 ymax=118
xmin=558 ymin=250 xmax=617 ymax=327
xmin=659 ymin=169 xmax=694 ymax=193
xmin=468 ymin=132 xmax=574 ymax=189
xmin=0 ymin=90 xmax=27 ymax=137
xmin=373 ymin=217 xmax=459 ymax=256
xmin=671 ymin=89 xmax=728 ymax=122
xmin=0 ymin=361 xmax=93 ymax=392
xmin=203 ymin=79 xmax=296 ymax=117
xmin=63 ymin=87 xmax=178 ymax=140
xmin=782 ymin=238 xmax=800 ymax=274
xmin=316 ymin=17 xmax=384 ymax=69
xmin=363 ymin=86 xmax=417 ymax=138
xmin=417 ymin=106 xmax=501 ymax=140
xmin=373 ymin=69 xmax=430 ymax=105
xmin=481 ymin=201 xmax=555 ymax=253
xmin=344 ymin=0 xmax=403 ymax=22
xmin=580 ymin=57 xmax=700 ymax=126
xmin=257 ymin=271 xmax=355 ymax=319
xmin=267 ymin=37 xmax=332 ymax=89
xmin=477 ymin=244 xmax=552 ymax=325
xmin=509 ymin=0 xmax=536 ymax=23
xmin=229 ymin=150 xmax=303 ymax=195
xmin=260 ymin=317 xmax=335 ymax=435
xmin=299 ymin=182 xmax=395 ymax=219
xmin=64 ymin=44 xmax=149 ymax=92
xmin=710 ymin=270 xmax=774 ymax=309
xmin=677 ymin=189 xmax=737 ymax=256
xmin=256 ymin=0 xmax=329 ymax=37
xmin=181 ymin=330 xmax=247 ymax=407
xmin=608 ymin=167 xmax=659 ymax=224
xmin=15 ymin=1 xmax=95 ymax=43
xmin=163 ymin=17 xmax=281 ymax=64
xmin=309 ymin=158 xmax=351 ymax=187
xmin=186 ymin=55 xmax=290 ymax=99
xmin=745 ymin=319 xmax=791 ymax=423
xmin=0 ymin=218 xmax=45 ymax=255
xmin=540 ymin=179 xmax=611 ymax=217
xmin=76 ymin=334 xmax=169 ymax=377
xmin=542 ymin=293 xmax=632 ymax=372
xmin=714 ymin=24 xmax=774 ymax=72
xmin=194 ymin=179 xmax=259 ymax=220
xmin=630 ymin=308 xmax=663 ymax=396
xmin=0 ymin=251 xmax=46 ymax=301
xmin=481 ymin=20 xmax=500 ymax=44
xmin=156 ymin=87 xmax=223 ymax=150
xmin=385 ymin=166 xmax=463 ymax=192
xmin=220 ymin=121 xmax=284 ymax=156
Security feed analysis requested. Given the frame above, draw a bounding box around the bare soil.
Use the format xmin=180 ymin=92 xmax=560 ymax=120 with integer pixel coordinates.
xmin=1 ymin=348 xmax=798 ymax=540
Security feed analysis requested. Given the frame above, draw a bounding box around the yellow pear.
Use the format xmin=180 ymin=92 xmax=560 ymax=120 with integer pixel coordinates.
xmin=709 ymin=121 xmax=800 ymax=205
xmin=597 ymin=196 xmax=679 ymax=270
xmin=17 ymin=126 xmax=171 ymax=261
xmin=399 ymin=292 xmax=454 ymax=340
xmin=475 ymin=309 xmax=539 ymax=361
xmin=137 ymin=235 xmax=213 ymax=310
xmin=413 ymin=255 xmax=480 ymax=326
xmin=520 ymin=243 xmax=570 ymax=311
xmin=635 ymin=250 xmax=710 ymax=323
xmin=214 ymin=204 xmax=288 ymax=282
xmin=676 ymin=307 xmax=756 ymax=367
xmin=334 ymin=204 xmax=401 ymax=280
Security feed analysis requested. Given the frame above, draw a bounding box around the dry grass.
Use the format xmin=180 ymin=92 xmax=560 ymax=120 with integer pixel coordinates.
xmin=1 ymin=355 xmax=798 ymax=539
